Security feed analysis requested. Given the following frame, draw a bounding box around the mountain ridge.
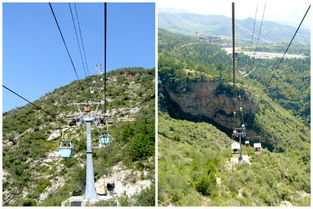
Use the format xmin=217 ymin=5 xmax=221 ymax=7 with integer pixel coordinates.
xmin=159 ymin=12 xmax=310 ymax=45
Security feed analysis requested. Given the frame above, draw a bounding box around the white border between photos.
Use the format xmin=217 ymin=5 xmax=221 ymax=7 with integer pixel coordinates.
xmin=155 ymin=0 xmax=158 ymax=206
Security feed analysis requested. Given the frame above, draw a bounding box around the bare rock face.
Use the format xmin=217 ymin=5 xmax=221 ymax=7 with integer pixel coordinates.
xmin=95 ymin=162 xmax=151 ymax=200
xmin=164 ymin=80 xmax=259 ymax=131
xmin=47 ymin=128 xmax=70 ymax=141
xmin=47 ymin=130 xmax=61 ymax=141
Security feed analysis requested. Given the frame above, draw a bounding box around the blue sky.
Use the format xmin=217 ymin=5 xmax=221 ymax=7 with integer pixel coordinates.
xmin=3 ymin=2 xmax=155 ymax=112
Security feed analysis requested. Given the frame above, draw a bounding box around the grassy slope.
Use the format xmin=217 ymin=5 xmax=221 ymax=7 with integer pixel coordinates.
xmin=158 ymin=113 xmax=310 ymax=206
xmin=3 ymin=68 xmax=155 ymax=206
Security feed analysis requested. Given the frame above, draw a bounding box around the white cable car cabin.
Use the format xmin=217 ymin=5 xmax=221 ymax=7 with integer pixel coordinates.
xmin=254 ymin=143 xmax=262 ymax=152
xmin=60 ymin=140 xmax=73 ymax=158
xmin=231 ymin=142 xmax=240 ymax=154
xmin=245 ymin=140 xmax=250 ymax=148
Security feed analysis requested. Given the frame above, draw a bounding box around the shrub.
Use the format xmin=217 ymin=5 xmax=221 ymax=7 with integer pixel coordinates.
xmin=134 ymin=184 xmax=155 ymax=206
xmin=194 ymin=172 xmax=216 ymax=196
xmin=129 ymin=133 xmax=154 ymax=161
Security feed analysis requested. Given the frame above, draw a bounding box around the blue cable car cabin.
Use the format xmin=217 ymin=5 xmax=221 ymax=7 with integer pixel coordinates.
xmin=60 ymin=140 xmax=73 ymax=158
xmin=100 ymin=134 xmax=110 ymax=144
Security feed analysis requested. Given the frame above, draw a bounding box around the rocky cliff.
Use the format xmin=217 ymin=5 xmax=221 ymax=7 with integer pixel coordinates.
xmin=164 ymin=80 xmax=258 ymax=132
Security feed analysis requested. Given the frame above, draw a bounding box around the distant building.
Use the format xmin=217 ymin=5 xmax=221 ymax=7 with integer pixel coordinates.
xmin=196 ymin=32 xmax=221 ymax=43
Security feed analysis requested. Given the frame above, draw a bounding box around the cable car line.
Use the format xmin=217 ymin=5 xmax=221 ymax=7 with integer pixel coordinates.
xmin=49 ymin=3 xmax=82 ymax=84
xmin=253 ymin=3 xmax=266 ymax=57
xmin=69 ymin=3 xmax=87 ymax=78
xmin=246 ymin=3 xmax=266 ymax=76
xmin=231 ymin=2 xmax=255 ymax=161
xmin=265 ymin=5 xmax=311 ymax=90
xmin=6 ymin=3 xmax=113 ymax=200
xmin=231 ymin=2 xmax=237 ymax=129
xmin=3 ymin=84 xmax=73 ymax=157
xmin=103 ymin=2 xmax=107 ymax=114
xmin=3 ymin=85 xmax=55 ymax=118
xmin=249 ymin=4 xmax=258 ymax=52
xmin=230 ymin=4 xmax=310 ymax=158
xmin=74 ymin=3 xmax=90 ymax=77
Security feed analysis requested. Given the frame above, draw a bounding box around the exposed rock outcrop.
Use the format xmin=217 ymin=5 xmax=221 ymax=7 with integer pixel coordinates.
xmin=95 ymin=162 xmax=151 ymax=199
xmin=47 ymin=130 xmax=61 ymax=141
xmin=163 ymin=80 xmax=259 ymax=132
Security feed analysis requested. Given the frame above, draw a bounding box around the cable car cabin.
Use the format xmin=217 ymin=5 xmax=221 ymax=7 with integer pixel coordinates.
xmin=231 ymin=142 xmax=240 ymax=154
xmin=84 ymin=106 xmax=90 ymax=112
xmin=245 ymin=140 xmax=250 ymax=148
xmin=60 ymin=140 xmax=73 ymax=158
xmin=100 ymin=134 xmax=110 ymax=144
xmin=254 ymin=143 xmax=262 ymax=152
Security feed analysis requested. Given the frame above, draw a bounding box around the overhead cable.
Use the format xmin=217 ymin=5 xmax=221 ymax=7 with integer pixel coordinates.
xmin=265 ymin=5 xmax=311 ymax=90
xmin=69 ymin=3 xmax=87 ymax=78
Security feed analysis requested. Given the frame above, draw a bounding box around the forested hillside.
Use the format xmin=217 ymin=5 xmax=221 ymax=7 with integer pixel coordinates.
xmin=158 ymin=29 xmax=310 ymax=206
xmin=3 ymin=68 xmax=155 ymax=206
xmin=159 ymin=28 xmax=310 ymax=125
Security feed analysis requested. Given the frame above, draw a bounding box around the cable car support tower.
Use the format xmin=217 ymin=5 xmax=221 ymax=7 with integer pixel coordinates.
xmin=71 ymin=101 xmax=104 ymax=200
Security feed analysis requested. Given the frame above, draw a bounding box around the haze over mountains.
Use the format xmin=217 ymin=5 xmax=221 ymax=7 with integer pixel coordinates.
xmin=159 ymin=12 xmax=310 ymax=45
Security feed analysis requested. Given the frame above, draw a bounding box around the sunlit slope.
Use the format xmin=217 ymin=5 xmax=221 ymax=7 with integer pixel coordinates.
xmin=3 ymin=68 xmax=155 ymax=206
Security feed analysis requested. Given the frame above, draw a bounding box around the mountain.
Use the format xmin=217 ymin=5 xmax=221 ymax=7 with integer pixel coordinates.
xmin=159 ymin=28 xmax=310 ymax=125
xmin=3 ymin=68 xmax=155 ymax=206
xmin=158 ymin=29 xmax=310 ymax=206
xmin=159 ymin=12 xmax=310 ymax=45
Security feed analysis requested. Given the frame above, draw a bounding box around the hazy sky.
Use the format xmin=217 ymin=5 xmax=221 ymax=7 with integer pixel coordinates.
xmin=158 ymin=0 xmax=311 ymax=29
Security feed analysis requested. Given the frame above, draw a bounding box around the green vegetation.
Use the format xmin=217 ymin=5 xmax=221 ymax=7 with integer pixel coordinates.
xmin=3 ymin=68 xmax=155 ymax=206
xmin=247 ymin=57 xmax=310 ymax=125
xmin=158 ymin=29 xmax=310 ymax=206
xmin=89 ymin=184 xmax=155 ymax=206
xmin=159 ymin=28 xmax=310 ymax=125
xmin=158 ymin=113 xmax=310 ymax=206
